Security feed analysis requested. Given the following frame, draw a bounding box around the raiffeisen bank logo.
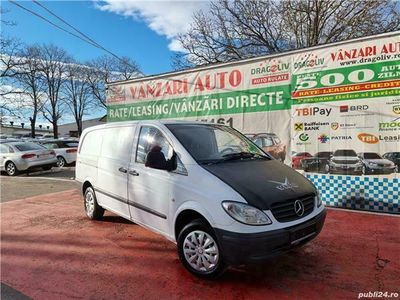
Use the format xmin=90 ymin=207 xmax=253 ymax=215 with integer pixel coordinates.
xmin=318 ymin=134 xmax=330 ymax=143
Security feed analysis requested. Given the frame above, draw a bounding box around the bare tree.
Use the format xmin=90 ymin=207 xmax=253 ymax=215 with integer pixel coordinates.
xmin=38 ymin=44 xmax=71 ymax=139
xmin=86 ymin=55 xmax=141 ymax=108
xmin=63 ymin=64 xmax=94 ymax=136
xmin=176 ymin=0 xmax=400 ymax=67
xmin=12 ymin=45 xmax=46 ymax=137
xmin=0 ymin=36 xmax=24 ymax=115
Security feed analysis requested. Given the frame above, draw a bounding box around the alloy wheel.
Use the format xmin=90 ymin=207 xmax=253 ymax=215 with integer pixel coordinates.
xmin=57 ymin=157 xmax=66 ymax=168
xmin=85 ymin=189 xmax=95 ymax=217
xmin=182 ymin=230 xmax=219 ymax=273
xmin=6 ymin=162 xmax=16 ymax=176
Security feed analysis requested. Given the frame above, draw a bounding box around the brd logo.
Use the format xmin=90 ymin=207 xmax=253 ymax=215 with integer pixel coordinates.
xmin=358 ymin=133 xmax=379 ymax=144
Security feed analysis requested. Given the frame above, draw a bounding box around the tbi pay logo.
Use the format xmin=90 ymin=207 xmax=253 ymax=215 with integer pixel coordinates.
xmin=295 ymin=107 xmax=332 ymax=117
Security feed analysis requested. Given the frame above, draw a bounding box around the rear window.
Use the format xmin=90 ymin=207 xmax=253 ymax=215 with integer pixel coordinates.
xmin=14 ymin=142 xmax=46 ymax=151
xmin=65 ymin=142 xmax=79 ymax=148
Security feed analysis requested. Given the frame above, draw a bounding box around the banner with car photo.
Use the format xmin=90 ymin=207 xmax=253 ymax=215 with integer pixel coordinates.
xmin=106 ymin=32 xmax=399 ymax=214
xmin=291 ymin=34 xmax=400 ymax=214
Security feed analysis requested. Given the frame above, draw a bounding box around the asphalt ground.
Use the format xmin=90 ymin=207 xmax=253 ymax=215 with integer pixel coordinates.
xmin=1 ymin=189 xmax=399 ymax=299
xmin=0 ymin=167 xmax=77 ymax=202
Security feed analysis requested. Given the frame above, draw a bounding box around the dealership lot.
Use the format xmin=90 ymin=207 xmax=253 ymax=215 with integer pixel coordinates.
xmin=1 ymin=184 xmax=399 ymax=299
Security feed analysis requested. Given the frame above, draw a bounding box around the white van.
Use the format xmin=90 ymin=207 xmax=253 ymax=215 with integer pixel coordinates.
xmin=75 ymin=120 xmax=326 ymax=278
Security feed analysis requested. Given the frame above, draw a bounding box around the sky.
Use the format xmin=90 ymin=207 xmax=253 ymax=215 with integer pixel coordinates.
xmin=1 ymin=0 xmax=208 ymax=75
xmin=1 ymin=0 xmax=208 ymax=125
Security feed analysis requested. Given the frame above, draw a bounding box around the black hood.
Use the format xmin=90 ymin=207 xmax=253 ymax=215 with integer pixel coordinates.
xmin=202 ymin=159 xmax=316 ymax=210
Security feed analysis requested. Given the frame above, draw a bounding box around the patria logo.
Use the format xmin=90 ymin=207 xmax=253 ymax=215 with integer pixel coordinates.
xmin=318 ymin=134 xmax=330 ymax=143
xmin=268 ymin=178 xmax=299 ymax=191
xmin=299 ymin=133 xmax=309 ymax=141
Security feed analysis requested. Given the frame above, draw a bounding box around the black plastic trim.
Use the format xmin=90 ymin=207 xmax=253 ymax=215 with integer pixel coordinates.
xmin=94 ymin=187 xmax=167 ymax=219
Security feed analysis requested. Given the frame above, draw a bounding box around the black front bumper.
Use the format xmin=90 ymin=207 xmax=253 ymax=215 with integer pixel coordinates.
xmin=214 ymin=209 xmax=326 ymax=265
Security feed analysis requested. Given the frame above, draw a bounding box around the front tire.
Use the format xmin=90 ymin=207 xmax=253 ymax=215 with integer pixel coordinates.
xmin=84 ymin=186 xmax=104 ymax=220
xmin=177 ymin=219 xmax=226 ymax=279
xmin=5 ymin=161 xmax=18 ymax=176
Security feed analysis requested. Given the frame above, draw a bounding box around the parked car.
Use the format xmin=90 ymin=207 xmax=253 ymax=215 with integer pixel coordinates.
xmin=326 ymin=149 xmax=362 ymax=175
xmin=382 ymin=152 xmax=400 ymax=172
xmin=301 ymin=152 xmax=333 ymax=173
xmin=250 ymin=133 xmax=286 ymax=162
xmin=357 ymin=152 xmax=397 ymax=175
xmin=76 ymin=121 xmax=326 ymax=278
xmin=40 ymin=139 xmax=79 ymax=167
xmin=0 ymin=141 xmax=57 ymax=176
xmin=292 ymin=152 xmax=312 ymax=169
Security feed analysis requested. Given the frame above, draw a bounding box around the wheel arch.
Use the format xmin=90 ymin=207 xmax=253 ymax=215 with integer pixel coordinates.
xmin=174 ymin=205 xmax=215 ymax=241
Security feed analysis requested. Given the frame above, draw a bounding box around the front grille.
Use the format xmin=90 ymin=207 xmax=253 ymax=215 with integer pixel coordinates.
xmin=270 ymin=195 xmax=315 ymax=222
xmin=332 ymin=159 xmax=357 ymax=165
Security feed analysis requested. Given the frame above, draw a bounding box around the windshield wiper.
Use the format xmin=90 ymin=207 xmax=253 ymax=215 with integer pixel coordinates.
xmin=222 ymin=152 xmax=256 ymax=161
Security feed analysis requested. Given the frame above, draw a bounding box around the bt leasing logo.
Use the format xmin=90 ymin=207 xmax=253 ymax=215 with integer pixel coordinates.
xmin=268 ymin=178 xmax=299 ymax=191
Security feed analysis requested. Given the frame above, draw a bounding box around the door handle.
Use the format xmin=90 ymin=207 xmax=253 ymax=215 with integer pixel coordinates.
xmin=118 ymin=167 xmax=128 ymax=173
xmin=129 ymin=169 xmax=139 ymax=176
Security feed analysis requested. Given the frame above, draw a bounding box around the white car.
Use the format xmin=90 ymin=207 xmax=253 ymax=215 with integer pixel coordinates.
xmin=0 ymin=142 xmax=57 ymax=176
xmin=41 ymin=140 xmax=79 ymax=167
xmin=75 ymin=121 xmax=326 ymax=278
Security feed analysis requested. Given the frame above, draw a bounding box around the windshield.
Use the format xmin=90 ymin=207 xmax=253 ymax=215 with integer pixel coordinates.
xmin=361 ymin=153 xmax=382 ymax=159
xmin=166 ymin=124 xmax=269 ymax=164
xmin=334 ymin=149 xmax=357 ymax=157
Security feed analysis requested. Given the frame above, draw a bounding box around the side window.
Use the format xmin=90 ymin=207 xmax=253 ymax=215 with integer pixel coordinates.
xmin=254 ymin=138 xmax=263 ymax=147
xmin=136 ymin=126 xmax=172 ymax=164
xmin=80 ymin=131 xmax=103 ymax=156
xmin=264 ymin=137 xmax=274 ymax=147
xmin=0 ymin=144 xmax=8 ymax=153
xmin=43 ymin=143 xmax=58 ymax=149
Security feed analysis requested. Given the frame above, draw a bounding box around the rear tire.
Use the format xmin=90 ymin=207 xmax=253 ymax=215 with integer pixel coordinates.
xmin=177 ymin=219 xmax=226 ymax=279
xmin=56 ymin=156 xmax=66 ymax=168
xmin=84 ymin=186 xmax=104 ymax=220
xmin=5 ymin=161 xmax=18 ymax=176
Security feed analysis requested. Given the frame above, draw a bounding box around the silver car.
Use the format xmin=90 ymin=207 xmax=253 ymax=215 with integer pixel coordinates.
xmin=0 ymin=142 xmax=57 ymax=176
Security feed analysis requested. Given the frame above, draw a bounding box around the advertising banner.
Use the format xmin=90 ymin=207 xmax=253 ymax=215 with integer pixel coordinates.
xmin=107 ymin=32 xmax=400 ymax=214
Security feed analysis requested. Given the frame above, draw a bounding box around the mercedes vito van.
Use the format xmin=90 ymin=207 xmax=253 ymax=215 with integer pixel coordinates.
xmin=76 ymin=121 xmax=326 ymax=278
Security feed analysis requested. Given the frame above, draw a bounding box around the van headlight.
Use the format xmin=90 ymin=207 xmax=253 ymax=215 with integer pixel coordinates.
xmin=222 ymin=201 xmax=271 ymax=225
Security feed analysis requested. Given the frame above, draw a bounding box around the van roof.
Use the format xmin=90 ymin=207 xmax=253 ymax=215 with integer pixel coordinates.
xmin=83 ymin=120 xmax=217 ymax=132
